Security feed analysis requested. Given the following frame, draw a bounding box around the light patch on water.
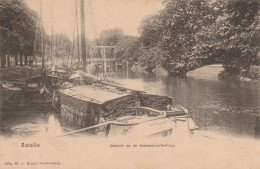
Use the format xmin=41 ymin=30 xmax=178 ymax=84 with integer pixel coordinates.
xmin=11 ymin=124 xmax=46 ymax=136
xmin=45 ymin=115 xmax=63 ymax=138
xmin=108 ymin=78 xmax=145 ymax=91
xmin=9 ymin=115 xmax=63 ymax=138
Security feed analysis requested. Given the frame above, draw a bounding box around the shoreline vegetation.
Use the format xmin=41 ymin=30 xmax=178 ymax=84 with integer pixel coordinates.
xmin=130 ymin=64 xmax=260 ymax=82
xmin=126 ymin=0 xmax=260 ymax=81
xmin=0 ymin=0 xmax=260 ymax=81
xmin=186 ymin=64 xmax=224 ymax=80
xmin=187 ymin=64 xmax=260 ymax=81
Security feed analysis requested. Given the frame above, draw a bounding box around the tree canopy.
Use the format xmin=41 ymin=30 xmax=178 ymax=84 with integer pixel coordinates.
xmin=97 ymin=28 xmax=124 ymax=46
xmin=136 ymin=0 xmax=260 ymax=78
xmin=114 ymin=35 xmax=142 ymax=68
xmin=0 ymin=0 xmax=38 ymax=55
xmin=0 ymin=0 xmax=39 ymax=67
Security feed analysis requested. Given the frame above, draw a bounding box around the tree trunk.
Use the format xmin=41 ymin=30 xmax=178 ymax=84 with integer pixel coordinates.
xmin=7 ymin=55 xmax=10 ymax=67
xmin=1 ymin=54 xmax=6 ymax=67
xmin=15 ymin=54 xmax=18 ymax=66
xmin=20 ymin=54 xmax=23 ymax=66
xmin=24 ymin=55 xmax=28 ymax=65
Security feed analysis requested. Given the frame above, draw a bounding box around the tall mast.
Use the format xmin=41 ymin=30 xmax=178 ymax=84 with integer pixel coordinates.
xmin=76 ymin=0 xmax=80 ymax=68
xmin=40 ymin=0 xmax=44 ymax=70
xmin=51 ymin=0 xmax=54 ymax=68
xmin=33 ymin=17 xmax=38 ymax=66
xmin=80 ymin=0 xmax=87 ymax=70
xmin=70 ymin=2 xmax=76 ymax=68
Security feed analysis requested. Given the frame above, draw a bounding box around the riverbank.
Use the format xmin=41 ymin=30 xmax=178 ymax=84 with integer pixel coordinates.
xmin=186 ymin=64 xmax=260 ymax=81
xmin=0 ymin=66 xmax=42 ymax=83
xmin=0 ymin=66 xmax=45 ymax=111
xmin=186 ymin=64 xmax=224 ymax=80
xmin=0 ymin=66 xmax=52 ymax=136
xmin=0 ymin=66 xmax=42 ymax=107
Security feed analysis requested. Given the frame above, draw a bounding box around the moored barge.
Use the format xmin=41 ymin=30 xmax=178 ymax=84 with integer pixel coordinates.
xmin=54 ymin=81 xmax=197 ymax=137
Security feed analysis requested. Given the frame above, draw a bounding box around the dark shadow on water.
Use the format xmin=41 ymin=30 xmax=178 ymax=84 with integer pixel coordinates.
xmin=1 ymin=71 xmax=260 ymax=138
xmin=109 ymin=72 xmax=260 ymax=138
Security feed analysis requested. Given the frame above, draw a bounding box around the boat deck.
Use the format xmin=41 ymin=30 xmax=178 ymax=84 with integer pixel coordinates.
xmin=59 ymin=85 xmax=131 ymax=105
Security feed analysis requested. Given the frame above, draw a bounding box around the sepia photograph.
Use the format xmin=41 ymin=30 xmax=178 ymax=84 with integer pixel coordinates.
xmin=0 ymin=0 xmax=260 ymax=168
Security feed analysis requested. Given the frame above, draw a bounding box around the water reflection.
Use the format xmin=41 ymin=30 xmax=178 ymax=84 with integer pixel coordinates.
xmin=46 ymin=115 xmax=63 ymax=137
xmin=111 ymin=72 xmax=260 ymax=137
xmin=1 ymin=72 xmax=260 ymax=138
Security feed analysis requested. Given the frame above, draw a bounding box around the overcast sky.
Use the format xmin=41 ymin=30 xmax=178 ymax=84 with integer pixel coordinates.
xmin=24 ymin=0 xmax=163 ymax=40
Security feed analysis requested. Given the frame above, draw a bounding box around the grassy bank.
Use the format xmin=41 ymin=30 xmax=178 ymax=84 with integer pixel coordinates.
xmin=0 ymin=66 xmax=42 ymax=83
xmin=186 ymin=64 xmax=260 ymax=81
xmin=186 ymin=64 xmax=224 ymax=80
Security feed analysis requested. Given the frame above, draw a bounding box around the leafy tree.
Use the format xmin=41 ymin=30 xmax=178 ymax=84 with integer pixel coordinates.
xmin=53 ymin=34 xmax=72 ymax=58
xmin=187 ymin=1 xmax=223 ymax=69
xmin=0 ymin=0 xmax=38 ymax=67
xmin=138 ymin=13 xmax=167 ymax=72
xmin=158 ymin=0 xmax=214 ymax=75
xmin=139 ymin=15 xmax=162 ymax=47
xmin=97 ymin=28 xmax=124 ymax=46
xmin=137 ymin=0 xmax=260 ymax=78
xmin=138 ymin=47 xmax=166 ymax=72
xmin=114 ymin=35 xmax=142 ymax=69
xmin=255 ymin=10 xmax=260 ymax=65
xmin=214 ymin=0 xmax=260 ymax=78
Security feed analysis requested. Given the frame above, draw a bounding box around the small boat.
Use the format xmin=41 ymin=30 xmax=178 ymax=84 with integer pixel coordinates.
xmin=105 ymin=105 xmax=195 ymax=138
xmin=24 ymin=70 xmax=62 ymax=108
xmin=56 ymin=105 xmax=197 ymax=138
xmin=55 ymin=83 xmax=197 ymax=138
xmin=25 ymin=73 xmax=61 ymax=93
xmin=1 ymin=82 xmax=21 ymax=91
xmin=108 ymin=115 xmax=174 ymax=137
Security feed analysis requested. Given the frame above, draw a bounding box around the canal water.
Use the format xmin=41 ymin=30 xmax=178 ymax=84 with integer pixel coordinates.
xmin=1 ymin=72 xmax=260 ymax=139
xmin=110 ymin=72 xmax=260 ymax=138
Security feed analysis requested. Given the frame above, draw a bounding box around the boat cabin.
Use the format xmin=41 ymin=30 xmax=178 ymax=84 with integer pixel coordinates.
xmin=56 ymin=84 xmax=173 ymax=129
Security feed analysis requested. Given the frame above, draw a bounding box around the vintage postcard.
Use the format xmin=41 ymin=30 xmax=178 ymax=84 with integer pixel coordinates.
xmin=1 ymin=0 xmax=260 ymax=168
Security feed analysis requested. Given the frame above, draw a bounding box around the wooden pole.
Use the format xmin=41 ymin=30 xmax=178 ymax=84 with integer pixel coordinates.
xmin=32 ymin=0 xmax=40 ymax=66
xmin=115 ymin=62 xmax=118 ymax=72
xmin=20 ymin=54 xmax=23 ymax=66
xmin=70 ymin=27 xmax=75 ymax=68
xmin=80 ymin=0 xmax=86 ymax=70
xmin=126 ymin=61 xmax=129 ymax=78
xmin=33 ymin=21 xmax=38 ymax=66
xmin=7 ymin=55 xmax=10 ymax=67
xmin=103 ymin=47 xmax=106 ymax=74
